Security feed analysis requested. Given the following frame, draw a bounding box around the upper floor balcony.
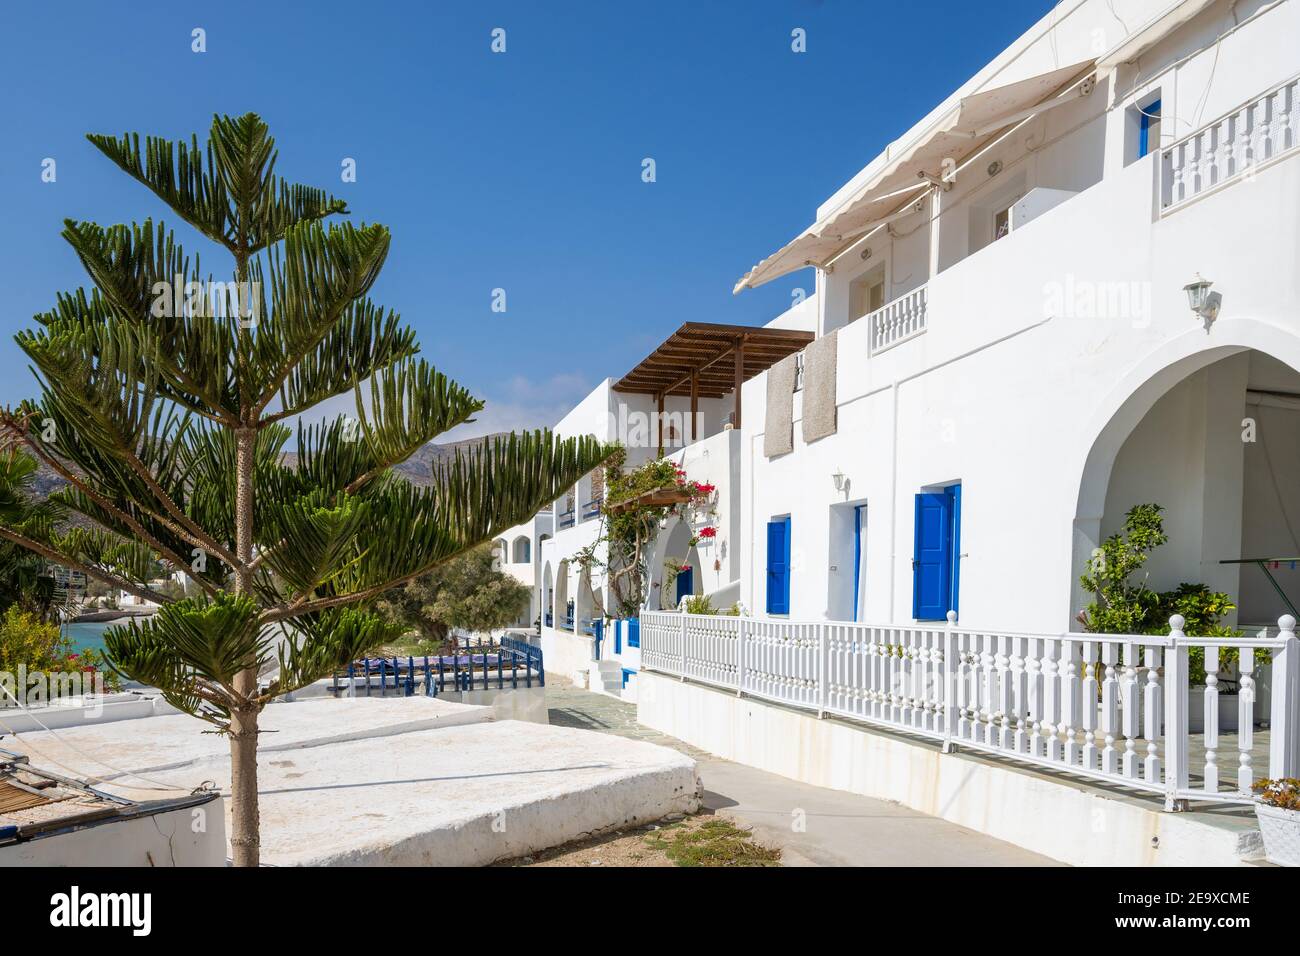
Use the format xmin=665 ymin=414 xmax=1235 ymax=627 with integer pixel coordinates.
xmin=766 ymin=67 xmax=1300 ymax=390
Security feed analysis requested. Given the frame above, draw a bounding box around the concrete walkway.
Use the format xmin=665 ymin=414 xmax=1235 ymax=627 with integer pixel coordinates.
xmin=546 ymin=681 xmax=1062 ymax=866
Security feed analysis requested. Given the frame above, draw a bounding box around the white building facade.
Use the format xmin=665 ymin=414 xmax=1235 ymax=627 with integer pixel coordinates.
xmin=502 ymin=0 xmax=1300 ymax=863
xmin=734 ymin=0 xmax=1300 ymax=636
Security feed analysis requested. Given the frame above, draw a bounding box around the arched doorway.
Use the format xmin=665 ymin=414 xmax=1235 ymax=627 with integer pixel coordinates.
xmin=541 ymin=562 xmax=554 ymax=629
xmin=555 ymin=559 xmax=571 ymax=630
xmin=650 ymin=516 xmax=703 ymax=610
xmin=1072 ymin=343 xmax=1300 ymax=630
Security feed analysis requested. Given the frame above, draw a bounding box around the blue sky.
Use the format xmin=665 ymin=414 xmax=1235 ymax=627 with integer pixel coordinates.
xmin=0 ymin=0 xmax=1053 ymax=439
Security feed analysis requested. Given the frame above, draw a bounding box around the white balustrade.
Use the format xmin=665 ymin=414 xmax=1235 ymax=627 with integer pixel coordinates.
xmin=639 ymin=609 xmax=1300 ymax=809
xmin=1161 ymin=74 xmax=1300 ymax=213
xmin=867 ymin=285 xmax=928 ymax=355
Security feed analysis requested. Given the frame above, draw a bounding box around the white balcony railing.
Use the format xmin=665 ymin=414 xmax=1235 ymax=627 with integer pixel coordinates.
xmin=641 ymin=609 xmax=1300 ymax=810
xmin=867 ymin=285 xmax=927 ymax=355
xmin=1161 ymin=74 xmax=1300 ymax=213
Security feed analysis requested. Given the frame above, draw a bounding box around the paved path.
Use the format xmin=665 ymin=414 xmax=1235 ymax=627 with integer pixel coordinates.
xmin=546 ymin=681 xmax=1062 ymax=867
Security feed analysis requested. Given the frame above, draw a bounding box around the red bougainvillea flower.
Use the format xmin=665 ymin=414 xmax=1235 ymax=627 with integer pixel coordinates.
xmin=698 ymin=526 xmax=717 ymax=538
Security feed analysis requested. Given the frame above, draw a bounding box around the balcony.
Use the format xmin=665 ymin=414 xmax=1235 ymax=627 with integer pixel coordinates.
xmin=1161 ymin=73 xmax=1300 ymax=214
xmin=867 ymin=284 xmax=928 ymax=356
xmin=557 ymin=509 xmax=576 ymax=529
xmin=580 ymin=497 xmax=603 ymax=521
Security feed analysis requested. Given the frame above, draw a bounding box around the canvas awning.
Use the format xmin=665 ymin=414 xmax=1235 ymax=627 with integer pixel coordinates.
xmin=734 ymin=58 xmax=1098 ymax=293
xmin=1096 ymin=0 xmax=1220 ymax=73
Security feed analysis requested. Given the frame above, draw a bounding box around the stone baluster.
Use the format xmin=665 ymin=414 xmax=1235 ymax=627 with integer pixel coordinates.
xmin=1203 ymin=644 xmax=1220 ymax=794
xmin=1121 ymin=642 xmax=1140 ymax=778
xmin=1237 ymin=647 xmax=1255 ymax=793
xmin=1101 ymin=642 xmax=1120 ymax=775
xmin=954 ymin=633 xmax=971 ymax=741
xmin=1027 ymin=637 xmax=1043 ymax=757
xmin=1081 ymin=641 xmax=1098 ymax=771
xmin=1041 ymin=639 xmax=1060 ymax=761
xmin=1061 ymin=638 xmax=1081 ymax=765
xmin=1011 ymin=636 xmax=1028 ymax=753
xmin=1143 ymin=645 xmax=1163 ymax=783
xmin=996 ymin=635 xmax=1013 ymax=749
xmin=980 ymin=633 xmax=996 ymax=745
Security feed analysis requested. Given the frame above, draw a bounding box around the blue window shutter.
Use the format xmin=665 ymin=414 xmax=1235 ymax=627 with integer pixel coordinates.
xmin=767 ymin=517 xmax=791 ymax=614
xmin=948 ymin=484 xmax=962 ymax=618
xmin=913 ymin=493 xmax=953 ymax=621
xmin=1139 ymin=99 xmax=1160 ymax=158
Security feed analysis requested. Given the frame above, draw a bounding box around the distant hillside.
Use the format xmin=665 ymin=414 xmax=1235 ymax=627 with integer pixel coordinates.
xmin=279 ymin=433 xmax=510 ymax=487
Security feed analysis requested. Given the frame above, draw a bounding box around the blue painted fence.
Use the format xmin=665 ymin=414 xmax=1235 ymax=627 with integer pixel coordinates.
xmin=332 ymin=635 xmax=545 ymax=698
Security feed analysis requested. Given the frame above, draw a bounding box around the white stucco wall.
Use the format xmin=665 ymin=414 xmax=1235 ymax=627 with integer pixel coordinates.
xmin=738 ymin=0 xmax=1300 ymax=633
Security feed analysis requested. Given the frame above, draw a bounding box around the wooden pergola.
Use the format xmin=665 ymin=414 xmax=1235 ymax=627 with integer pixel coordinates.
xmin=612 ymin=322 xmax=814 ymax=454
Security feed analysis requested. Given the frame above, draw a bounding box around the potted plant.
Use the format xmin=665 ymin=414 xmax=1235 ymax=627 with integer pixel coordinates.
xmin=1251 ymin=778 xmax=1300 ymax=866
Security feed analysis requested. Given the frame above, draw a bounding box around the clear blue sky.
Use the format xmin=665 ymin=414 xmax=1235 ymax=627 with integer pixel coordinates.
xmin=0 ymin=0 xmax=1054 ymax=438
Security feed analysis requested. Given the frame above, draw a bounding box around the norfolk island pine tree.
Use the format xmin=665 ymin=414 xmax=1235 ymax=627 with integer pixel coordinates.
xmin=0 ymin=113 xmax=611 ymax=866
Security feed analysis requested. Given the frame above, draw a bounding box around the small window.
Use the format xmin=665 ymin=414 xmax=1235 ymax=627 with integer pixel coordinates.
xmin=848 ymin=266 xmax=885 ymax=323
xmin=1138 ymin=98 xmax=1161 ymax=159
xmin=993 ymin=205 xmax=1012 ymax=242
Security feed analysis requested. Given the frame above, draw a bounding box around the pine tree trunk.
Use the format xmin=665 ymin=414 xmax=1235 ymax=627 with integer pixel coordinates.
xmin=230 ymin=425 xmax=260 ymax=866
xmin=228 ymin=704 xmax=260 ymax=866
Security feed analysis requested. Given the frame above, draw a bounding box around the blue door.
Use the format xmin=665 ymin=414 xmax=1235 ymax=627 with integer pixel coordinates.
xmin=913 ymin=492 xmax=954 ymax=621
xmin=766 ymin=516 xmax=791 ymax=614
xmin=852 ymin=505 xmax=866 ymax=622
xmin=675 ymin=566 xmax=693 ymax=604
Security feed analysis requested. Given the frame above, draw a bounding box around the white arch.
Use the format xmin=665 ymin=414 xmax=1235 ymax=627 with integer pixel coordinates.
xmin=511 ymin=535 xmax=530 ymax=564
xmin=1068 ymin=318 xmax=1300 ymax=625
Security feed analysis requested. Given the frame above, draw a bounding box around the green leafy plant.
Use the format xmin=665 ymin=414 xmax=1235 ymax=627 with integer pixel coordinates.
xmin=574 ymin=449 xmax=714 ymax=618
xmin=0 ymin=113 xmax=610 ymax=865
xmin=0 ymin=606 xmax=120 ymax=695
xmin=376 ymin=543 xmax=530 ymax=648
xmin=682 ymin=594 xmax=715 ymax=615
xmin=1078 ymin=503 xmax=1244 ymax=685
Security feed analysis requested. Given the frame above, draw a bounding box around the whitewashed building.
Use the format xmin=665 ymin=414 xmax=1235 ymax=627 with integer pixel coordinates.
xmin=497 ymin=304 xmax=815 ymax=695
xmin=512 ymin=0 xmax=1300 ymax=864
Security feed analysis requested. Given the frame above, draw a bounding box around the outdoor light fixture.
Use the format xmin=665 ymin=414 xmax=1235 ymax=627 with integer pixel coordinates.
xmin=1183 ymin=273 xmax=1220 ymax=330
xmin=832 ymin=470 xmax=847 ymax=492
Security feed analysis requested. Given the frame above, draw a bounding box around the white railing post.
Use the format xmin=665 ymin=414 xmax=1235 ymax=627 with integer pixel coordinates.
xmin=1164 ymin=615 xmax=1190 ymax=811
xmin=679 ymin=609 xmax=687 ymax=681
xmin=941 ymin=610 xmax=958 ymax=753
xmin=1269 ymin=614 xmax=1300 ymax=779
xmin=736 ymin=613 xmax=746 ymax=697
xmin=817 ymin=623 xmax=828 ymax=718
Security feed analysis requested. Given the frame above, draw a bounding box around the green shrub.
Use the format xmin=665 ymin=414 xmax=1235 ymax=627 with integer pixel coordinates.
xmin=0 ymin=606 xmax=120 ymax=694
xmin=1078 ymin=504 xmax=1249 ymax=685
xmin=683 ymin=594 xmax=716 ymax=615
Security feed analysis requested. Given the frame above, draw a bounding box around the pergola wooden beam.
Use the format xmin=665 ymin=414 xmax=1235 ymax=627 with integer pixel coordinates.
xmin=612 ymin=323 xmax=814 ymax=413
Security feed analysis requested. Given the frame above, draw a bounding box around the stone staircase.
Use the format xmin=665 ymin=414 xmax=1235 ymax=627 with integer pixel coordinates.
xmin=587 ymin=659 xmax=625 ymax=697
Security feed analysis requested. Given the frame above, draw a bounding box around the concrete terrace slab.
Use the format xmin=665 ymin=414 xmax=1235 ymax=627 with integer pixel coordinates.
xmin=105 ymin=719 xmax=700 ymax=866
xmin=4 ymin=695 xmax=493 ymax=784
